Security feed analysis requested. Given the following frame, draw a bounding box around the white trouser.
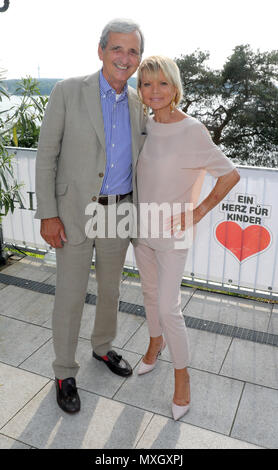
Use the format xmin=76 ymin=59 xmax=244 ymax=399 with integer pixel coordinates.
xmin=134 ymin=243 xmax=190 ymax=369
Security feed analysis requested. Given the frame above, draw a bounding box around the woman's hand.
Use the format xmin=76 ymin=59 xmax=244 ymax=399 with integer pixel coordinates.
xmin=167 ymin=210 xmax=192 ymax=236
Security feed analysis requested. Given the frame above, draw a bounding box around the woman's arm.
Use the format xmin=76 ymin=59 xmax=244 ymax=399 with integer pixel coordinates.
xmin=171 ymin=168 xmax=240 ymax=233
xmin=193 ymin=168 xmax=240 ymax=225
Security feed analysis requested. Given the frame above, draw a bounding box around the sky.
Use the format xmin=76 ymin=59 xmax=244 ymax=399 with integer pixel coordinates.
xmin=0 ymin=0 xmax=278 ymax=79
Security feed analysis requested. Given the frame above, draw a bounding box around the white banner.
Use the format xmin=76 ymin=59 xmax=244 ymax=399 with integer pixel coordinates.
xmin=2 ymin=147 xmax=278 ymax=294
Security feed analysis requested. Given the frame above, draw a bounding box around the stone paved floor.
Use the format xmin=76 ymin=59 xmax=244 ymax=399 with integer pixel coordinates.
xmin=0 ymin=255 xmax=277 ymax=449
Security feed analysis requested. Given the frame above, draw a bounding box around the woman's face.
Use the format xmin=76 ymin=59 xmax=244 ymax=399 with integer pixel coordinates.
xmin=140 ymin=70 xmax=177 ymax=112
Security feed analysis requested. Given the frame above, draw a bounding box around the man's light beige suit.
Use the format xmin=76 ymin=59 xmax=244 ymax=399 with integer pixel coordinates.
xmin=35 ymin=71 xmax=146 ymax=378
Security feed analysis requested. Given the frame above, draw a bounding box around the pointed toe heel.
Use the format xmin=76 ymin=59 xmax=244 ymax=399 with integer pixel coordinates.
xmin=137 ymin=361 xmax=156 ymax=375
xmin=172 ymin=402 xmax=190 ymax=421
xmin=137 ymin=338 xmax=166 ymax=376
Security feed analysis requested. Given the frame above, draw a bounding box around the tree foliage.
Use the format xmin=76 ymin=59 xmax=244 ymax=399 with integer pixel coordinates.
xmin=176 ymin=45 xmax=278 ymax=167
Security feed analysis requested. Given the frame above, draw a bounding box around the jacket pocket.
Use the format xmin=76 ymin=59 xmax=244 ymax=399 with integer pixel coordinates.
xmin=55 ymin=183 xmax=68 ymax=196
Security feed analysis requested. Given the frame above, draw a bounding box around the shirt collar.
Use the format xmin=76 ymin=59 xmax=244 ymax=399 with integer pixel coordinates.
xmin=99 ymin=69 xmax=128 ymax=100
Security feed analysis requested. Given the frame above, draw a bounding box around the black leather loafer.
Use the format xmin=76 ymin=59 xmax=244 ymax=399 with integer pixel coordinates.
xmin=93 ymin=350 xmax=132 ymax=377
xmin=55 ymin=377 xmax=81 ymax=413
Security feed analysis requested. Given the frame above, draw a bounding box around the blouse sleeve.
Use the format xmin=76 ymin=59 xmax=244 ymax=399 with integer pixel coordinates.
xmin=190 ymin=121 xmax=236 ymax=177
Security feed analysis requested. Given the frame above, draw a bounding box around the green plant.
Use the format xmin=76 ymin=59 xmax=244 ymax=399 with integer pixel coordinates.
xmin=0 ymin=70 xmax=23 ymax=264
xmin=0 ymin=144 xmax=22 ymax=216
xmin=8 ymin=76 xmax=48 ymax=148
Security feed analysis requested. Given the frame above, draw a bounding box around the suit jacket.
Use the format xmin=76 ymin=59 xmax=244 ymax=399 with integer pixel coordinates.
xmin=35 ymin=71 xmax=146 ymax=245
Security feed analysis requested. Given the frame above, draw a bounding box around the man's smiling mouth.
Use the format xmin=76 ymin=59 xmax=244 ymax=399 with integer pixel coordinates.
xmin=115 ymin=64 xmax=128 ymax=70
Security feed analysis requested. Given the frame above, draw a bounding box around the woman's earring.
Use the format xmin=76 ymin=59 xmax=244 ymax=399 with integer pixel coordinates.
xmin=170 ymin=96 xmax=176 ymax=113
xmin=139 ymin=91 xmax=149 ymax=116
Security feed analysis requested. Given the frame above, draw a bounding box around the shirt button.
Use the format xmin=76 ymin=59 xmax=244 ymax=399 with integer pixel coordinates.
xmin=111 ymin=164 xmax=114 ymax=168
xmin=112 ymin=144 xmax=115 ymax=147
xmin=99 ymin=172 xmax=104 ymax=177
xmin=113 ymin=124 xmax=116 ymax=128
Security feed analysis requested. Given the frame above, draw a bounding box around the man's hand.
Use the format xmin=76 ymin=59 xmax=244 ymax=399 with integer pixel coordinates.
xmin=40 ymin=217 xmax=68 ymax=248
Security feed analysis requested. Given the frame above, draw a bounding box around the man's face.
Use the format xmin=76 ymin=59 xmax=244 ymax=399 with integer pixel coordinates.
xmin=98 ymin=30 xmax=141 ymax=93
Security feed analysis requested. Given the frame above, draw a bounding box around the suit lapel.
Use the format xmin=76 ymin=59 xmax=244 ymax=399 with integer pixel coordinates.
xmin=82 ymin=75 xmax=144 ymax=169
xmin=128 ymin=88 xmax=141 ymax=167
xmin=82 ymin=72 xmax=106 ymax=152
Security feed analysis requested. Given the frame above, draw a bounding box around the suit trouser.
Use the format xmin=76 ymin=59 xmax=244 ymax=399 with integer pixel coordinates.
xmin=52 ymin=201 xmax=130 ymax=379
xmin=134 ymin=243 xmax=190 ymax=369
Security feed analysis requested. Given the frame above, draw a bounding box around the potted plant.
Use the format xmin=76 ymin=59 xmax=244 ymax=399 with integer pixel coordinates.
xmin=0 ymin=71 xmax=22 ymax=265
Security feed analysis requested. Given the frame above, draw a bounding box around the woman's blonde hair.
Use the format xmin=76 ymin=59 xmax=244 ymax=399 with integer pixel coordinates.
xmin=137 ymin=55 xmax=183 ymax=107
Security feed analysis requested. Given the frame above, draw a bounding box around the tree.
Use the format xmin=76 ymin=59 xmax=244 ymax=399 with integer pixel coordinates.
xmin=175 ymin=45 xmax=278 ymax=167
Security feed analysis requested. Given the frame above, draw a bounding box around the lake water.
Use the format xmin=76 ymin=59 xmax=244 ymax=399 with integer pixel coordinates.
xmin=0 ymin=95 xmax=45 ymax=128
xmin=0 ymin=95 xmax=23 ymax=117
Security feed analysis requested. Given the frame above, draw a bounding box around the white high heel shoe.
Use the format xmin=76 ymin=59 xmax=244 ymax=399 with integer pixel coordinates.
xmin=172 ymin=402 xmax=190 ymax=421
xmin=137 ymin=338 xmax=166 ymax=375
xmin=172 ymin=375 xmax=190 ymax=420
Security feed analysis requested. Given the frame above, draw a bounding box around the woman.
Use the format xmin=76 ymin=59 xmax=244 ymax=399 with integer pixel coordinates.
xmin=134 ymin=56 xmax=240 ymax=421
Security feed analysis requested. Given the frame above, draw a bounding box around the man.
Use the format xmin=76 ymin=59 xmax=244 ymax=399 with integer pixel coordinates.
xmin=35 ymin=19 xmax=146 ymax=413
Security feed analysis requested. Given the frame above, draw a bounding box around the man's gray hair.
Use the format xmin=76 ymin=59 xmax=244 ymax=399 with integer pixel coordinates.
xmin=99 ymin=18 xmax=144 ymax=56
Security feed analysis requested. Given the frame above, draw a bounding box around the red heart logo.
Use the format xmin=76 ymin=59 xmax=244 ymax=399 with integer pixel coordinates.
xmin=215 ymin=222 xmax=271 ymax=261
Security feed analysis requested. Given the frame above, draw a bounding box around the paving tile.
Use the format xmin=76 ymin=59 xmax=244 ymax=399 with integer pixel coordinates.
xmin=1 ymin=256 xmax=55 ymax=283
xmin=0 ymin=434 xmax=31 ymax=449
xmin=0 ymin=286 xmax=54 ymax=325
xmin=2 ymin=256 xmax=277 ymax=450
xmin=125 ymin=321 xmax=232 ymax=374
xmin=268 ymin=306 xmax=278 ymax=335
xmin=0 ymin=315 xmax=52 ymax=366
xmin=19 ymin=339 xmax=56 ymax=379
xmin=231 ymin=383 xmax=278 ymax=449
xmin=187 ymin=328 xmax=232 ymax=373
xmin=136 ymin=415 xmax=262 ymax=449
xmin=1 ymin=381 xmax=153 ymax=449
xmin=124 ymin=321 xmax=171 ymax=361
xmin=119 ymin=276 xmax=144 ymax=305
xmin=20 ymin=337 xmax=142 ymax=398
xmin=220 ymin=338 xmax=278 ymax=389
xmin=87 ymin=271 xmax=98 ymax=294
xmin=80 ymin=305 xmax=145 ymax=348
xmin=184 ymin=291 xmax=271 ymax=332
xmin=44 ymin=273 xmax=56 ymax=286
xmin=115 ymin=311 xmax=146 ymax=349
xmin=115 ymin=362 xmax=244 ymax=435
xmin=0 ymin=362 xmax=49 ymax=429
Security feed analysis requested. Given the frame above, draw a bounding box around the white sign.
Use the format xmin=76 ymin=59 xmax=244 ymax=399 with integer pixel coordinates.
xmin=3 ymin=148 xmax=278 ymax=293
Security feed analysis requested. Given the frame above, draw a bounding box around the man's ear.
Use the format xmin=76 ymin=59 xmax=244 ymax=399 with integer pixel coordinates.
xmin=98 ymin=44 xmax=104 ymax=60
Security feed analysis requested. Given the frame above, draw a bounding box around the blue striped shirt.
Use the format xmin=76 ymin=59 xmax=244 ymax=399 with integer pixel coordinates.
xmin=99 ymin=70 xmax=132 ymax=195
